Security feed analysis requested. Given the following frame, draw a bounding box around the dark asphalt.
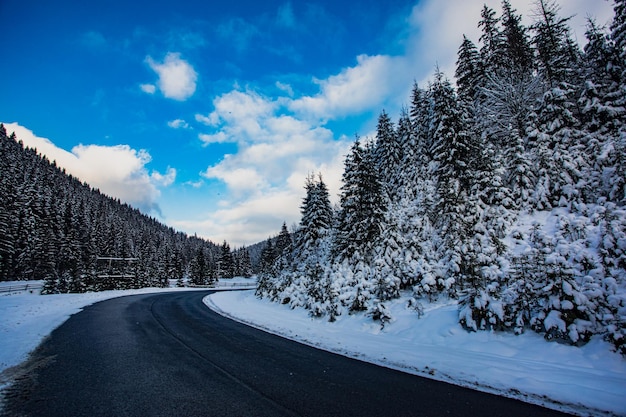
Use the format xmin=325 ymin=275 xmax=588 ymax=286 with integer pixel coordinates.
xmin=1 ymin=291 xmax=570 ymax=417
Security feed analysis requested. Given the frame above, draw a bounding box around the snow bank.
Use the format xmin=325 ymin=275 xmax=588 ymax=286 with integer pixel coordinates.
xmin=205 ymin=290 xmax=626 ymax=417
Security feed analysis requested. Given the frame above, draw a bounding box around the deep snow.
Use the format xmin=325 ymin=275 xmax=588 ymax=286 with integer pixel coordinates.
xmin=0 ymin=281 xmax=624 ymax=416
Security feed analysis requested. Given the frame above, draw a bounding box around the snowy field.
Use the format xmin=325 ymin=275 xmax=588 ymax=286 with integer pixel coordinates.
xmin=1 ymin=281 xmax=624 ymax=416
xmin=205 ymin=290 xmax=626 ymax=417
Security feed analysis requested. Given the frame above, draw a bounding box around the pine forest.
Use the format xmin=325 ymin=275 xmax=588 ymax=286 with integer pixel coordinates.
xmin=255 ymin=0 xmax=626 ymax=355
xmin=0 ymin=125 xmax=254 ymax=292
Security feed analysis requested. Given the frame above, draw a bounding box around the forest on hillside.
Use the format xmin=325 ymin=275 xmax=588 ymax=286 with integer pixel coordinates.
xmin=0 ymin=125 xmax=254 ymax=292
xmin=255 ymin=0 xmax=626 ymax=354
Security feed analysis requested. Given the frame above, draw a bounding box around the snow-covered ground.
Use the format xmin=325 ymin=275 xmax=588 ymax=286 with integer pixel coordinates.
xmin=1 ymin=280 xmax=624 ymax=416
xmin=205 ymin=290 xmax=626 ymax=417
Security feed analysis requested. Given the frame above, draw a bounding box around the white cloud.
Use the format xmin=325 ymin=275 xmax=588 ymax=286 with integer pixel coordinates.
xmin=145 ymin=52 xmax=197 ymax=101
xmin=204 ymin=166 xmax=268 ymax=194
xmin=151 ymin=167 xmax=177 ymax=187
xmin=209 ymin=89 xmax=277 ymax=137
xmin=275 ymin=81 xmax=294 ymax=97
xmin=3 ymin=122 xmax=173 ymax=214
xmin=289 ymin=54 xmax=410 ymax=121
xmin=140 ymin=83 xmax=156 ymax=94
xmin=195 ymin=112 xmax=220 ymax=126
xmin=167 ymin=119 xmax=189 ymax=129
xmin=185 ymin=179 xmax=205 ymax=188
xmin=171 ymin=189 xmax=304 ymax=247
xmin=186 ymin=86 xmax=351 ymax=245
xmin=198 ymin=132 xmax=232 ymax=145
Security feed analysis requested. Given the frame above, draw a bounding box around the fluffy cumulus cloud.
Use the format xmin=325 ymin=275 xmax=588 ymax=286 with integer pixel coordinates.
xmin=290 ymin=54 xmax=411 ymax=121
xmin=176 ymin=86 xmax=351 ymax=246
xmin=199 ymin=90 xmax=347 ymax=187
xmin=151 ymin=167 xmax=177 ymax=187
xmin=3 ymin=123 xmax=175 ymax=214
xmin=145 ymin=52 xmax=197 ymax=101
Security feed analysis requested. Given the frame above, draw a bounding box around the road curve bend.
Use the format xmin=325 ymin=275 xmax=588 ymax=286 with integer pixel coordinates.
xmin=1 ymin=291 xmax=569 ymax=417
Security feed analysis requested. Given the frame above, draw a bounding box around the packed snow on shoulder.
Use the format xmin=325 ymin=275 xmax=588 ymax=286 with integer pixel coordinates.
xmin=205 ymin=289 xmax=626 ymax=417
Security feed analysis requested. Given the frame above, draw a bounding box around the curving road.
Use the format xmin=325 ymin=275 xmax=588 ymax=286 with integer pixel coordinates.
xmin=2 ymin=291 xmax=569 ymax=417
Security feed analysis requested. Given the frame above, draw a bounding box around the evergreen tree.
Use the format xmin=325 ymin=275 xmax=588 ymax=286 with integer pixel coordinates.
xmin=0 ymin=126 xmax=222 ymax=291
xmin=478 ymin=5 xmax=506 ymax=72
xmin=333 ymin=138 xmax=385 ymax=264
xmin=532 ymin=0 xmax=581 ymax=88
xmin=405 ymin=83 xmax=432 ymax=199
xmin=189 ymin=248 xmax=208 ymax=286
xmin=275 ymin=222 xmax=292 ymax=259
xmin=504 ymin=129 xmax=535 ymax=207
xmin=527 ymin=84 xmax=585 ymax=209
xmin=291 ymin=174 xmax=334 ymax=314
xmin=610 ymin=0 xmax=626 ymax=85
xmin=578 ymin=18 xmax=626 ymax=205
xmin=479 ymin=1 xmax=539 ymax=145
xmin=373 ymin=110 xmax=402 ymax=202
xmin=501 ymin=0 xmax=534 ymax=77
xmin=455 ymin=35 xmax=482 ymax=105
xmin=428 ymin=71 xmax=476 ymax=289
xmin=580 ymin=19 xmax=623 ymax=135
xmin=297 ymin=174 xmax=333 ymax=254
xmin=259 ymin=239 xmax=277 ymax=275
xmin=0 ymin=187 xmax=14 ymax=281
xmin=255 ymin=238 xmax=276 ymax=298
xmin=370 ymin=213 xmax=402 ymax=301
xmin=218 ymin=241 xmax=234 ymax=279
xmin=237 ymin=247 xmax=253 ymax=278
xmin=394 ymin=108 xmax=413 ymax=199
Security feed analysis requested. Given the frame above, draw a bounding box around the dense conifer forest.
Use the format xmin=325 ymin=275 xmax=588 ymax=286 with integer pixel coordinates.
xmin=0 ymin=125 xmax=253 ymax=292
xmin=256 ymin=0 xmax=626 ymax=354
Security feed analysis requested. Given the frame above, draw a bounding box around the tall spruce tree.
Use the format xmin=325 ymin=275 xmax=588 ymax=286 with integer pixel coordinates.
xmin=275 ymin=222 xmax=292 ymax=258
xmin=532 ymin=0 xmax=581 ymax=88
xmin=189 ymin=248 xmax=208 ymax=286
xmin=428 ymin=70 xmax=480 ymax=292
xmin=373 ymin=110 xmax=402 ymax=202
xmin=478 ymin=5 xmax=506 ymax=73
xmin=455 ymin=35 xmax=482 ymax=105
xmin=218 ymin=241 xmax=234 ymax=279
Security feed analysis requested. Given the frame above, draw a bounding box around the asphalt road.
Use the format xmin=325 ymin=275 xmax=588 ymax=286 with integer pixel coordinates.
xmin=2 ymin=291 xmax=570 ymax=417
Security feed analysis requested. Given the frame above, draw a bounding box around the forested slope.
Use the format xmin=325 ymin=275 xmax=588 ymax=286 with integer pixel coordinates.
xmin=0 ymin=125 xmax=245 ymax=292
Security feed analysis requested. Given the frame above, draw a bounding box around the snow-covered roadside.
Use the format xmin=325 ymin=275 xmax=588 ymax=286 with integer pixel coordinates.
xmin=2 ymin=280 xmax=623 ymax=416
xmin=204 ymin=290 xmax=626 ymax=417
xmin=0 ymin=279 xmax=255 ymax=377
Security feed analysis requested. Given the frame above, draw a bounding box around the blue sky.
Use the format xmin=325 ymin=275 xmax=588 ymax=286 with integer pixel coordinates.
xmin=0 ymin=0 xmax=613 ymax=246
